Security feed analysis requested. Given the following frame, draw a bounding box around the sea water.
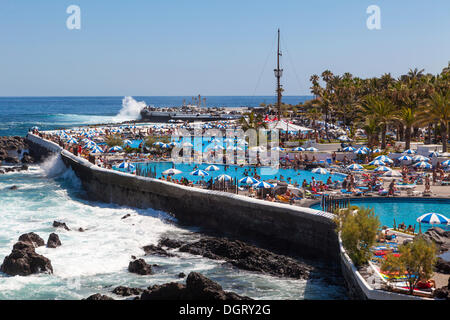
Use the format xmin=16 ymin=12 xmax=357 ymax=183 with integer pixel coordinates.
xmin=0 ymin=96 xmax=347 ymax=300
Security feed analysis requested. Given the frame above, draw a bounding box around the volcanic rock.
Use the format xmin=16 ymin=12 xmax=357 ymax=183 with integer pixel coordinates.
xmin=53 ymin=221 xmax=70 ymax=231
xmin=178 ymin=272 xmax=186 ymax=278
xmin=176 ymin=237 xmax=312 ymax=279
xmin=128 ymin=259 xmax=153 ymax=275
xmin=121 ymin=214 xmax=131 ymax=220
xmin=84 ymin=294 xmax=114 ymax=300
xmin=142 ymin=244 xmax=175 ymax=257
xmin=112 ymin=286 xmax=144 ymax=297
xmin=158 ymin=237 xmax=184 ymax=249
xmin=0 ymin=241 xmax=53 ymax=276
xmin=435 ymin=257 xmax=450 ymax=274
xmin=47 ymin=233 xmax=61 ymax=248
xmin=140 ymin=272 xmax=251 ymax=300
xmin=421 ymin=227 xmax=450 ymax=253
xmin=18 ymin=232 xmax=45 ymax=248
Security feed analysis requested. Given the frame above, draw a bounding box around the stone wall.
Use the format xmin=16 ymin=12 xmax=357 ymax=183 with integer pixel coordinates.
xmin=27 ymin=133 xmax=340 ymax=265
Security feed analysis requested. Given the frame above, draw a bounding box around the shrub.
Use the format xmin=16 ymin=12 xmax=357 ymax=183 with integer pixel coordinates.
xmin=335 ymin=206 xmax=380 ymax=266
xmin=381 ymin=237 xmax=437 ymax=294
xmin=105 ymin=134 xmax=123 ymax=147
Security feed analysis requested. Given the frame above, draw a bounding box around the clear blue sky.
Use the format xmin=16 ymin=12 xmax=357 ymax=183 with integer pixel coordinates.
xmin=0 ymin=0 xmax=449 ymax=96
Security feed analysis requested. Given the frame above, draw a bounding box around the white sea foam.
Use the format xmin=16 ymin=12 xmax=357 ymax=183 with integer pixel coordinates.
xmin=0 ymin=152 xmax=346 ymax=300
xmin=113 ymin=96 xmax=146 ymax=122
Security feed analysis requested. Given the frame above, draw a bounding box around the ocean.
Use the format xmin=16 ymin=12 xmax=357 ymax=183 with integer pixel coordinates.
xmin=0 ymin=96 xmax=347 ymax=300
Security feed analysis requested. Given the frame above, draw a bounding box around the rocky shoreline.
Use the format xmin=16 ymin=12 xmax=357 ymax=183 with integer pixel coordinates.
xmin=0 ymin=136 xmax=35 ymax=167
xmin=148 ymin=236 xmax=313 ymax=280
xmin=86 ymin=272 xmax=252 ymax=300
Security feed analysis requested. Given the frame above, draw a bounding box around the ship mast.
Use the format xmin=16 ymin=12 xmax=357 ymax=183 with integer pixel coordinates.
xmin=274 ymin=29 xmax=283 ymax=122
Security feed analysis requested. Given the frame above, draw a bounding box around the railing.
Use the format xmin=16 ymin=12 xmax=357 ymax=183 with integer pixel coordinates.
xmin=321 ymin=194 xmax=350 ymax=213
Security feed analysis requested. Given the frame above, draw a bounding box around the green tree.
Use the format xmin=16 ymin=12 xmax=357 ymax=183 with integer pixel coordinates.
xmin=239 ymin=111 xmax=267 ymax=131
xmin=361 ymin=96 xmax=397 ymax=149
xmin=105 ymin=134 xmax=123 ymax=147
xmin=335 ymin=206 xmax=380 ymax=266
xmin=381 ymin=237 xmax=437 ymax=295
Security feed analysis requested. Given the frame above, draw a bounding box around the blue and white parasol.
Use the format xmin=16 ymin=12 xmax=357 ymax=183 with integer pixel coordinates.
xmin=346 ymin=164 xmax=363 ymax=171
xmin=252 ymin=181 xmax=275 ymax=189
xmin=204 ymin=165 xmax=220 ymax=172
xmin=311 ymin=168 xmax=328 ymax=174
xmin=190 ymin=169 xmax=209 ymax=177
xmin=239 ymin=177 xmax=259 ymax=184
xmin=416 ymin=213 xmax=449 ymax=225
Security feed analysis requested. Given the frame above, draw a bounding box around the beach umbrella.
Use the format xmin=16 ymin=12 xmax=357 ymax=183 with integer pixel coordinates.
xmin=441 ymin=160 xmax=450 ymax=167
xmin=123 ymin=139 xmax=132 ymax=145
xmin=311 ymin=168 xmax=328 ymax=174
xmin=252 ymin=181 xmax=275 ymax=189
xmin=84 ymin=141 xmax=96 ymax=149
xmin=229 ymin=146 xmax=244 ymax=151
xmin=190 ymin=169 xmax=209 ymax=177
xmin=354 ymin=148 xmax=367 ymax=155
xmin=374 ymin=155 xmax=393 ymax=164
xmin=413 ymin=161 xmax=432 ymax=169
xmin=346 ymin=164 xmax=364 ymax=171
xmin=204 ymin=165 xmax=220 ymax=172
xmin=81 ymin=138 xmax=90 ymax=143
xmin=416 ymin=213 xmax=449 ymax=225
xmin=182 ymin=142 xmax=193 ymax=147
xmin=162 ymin=168 xmax=182 ymax=175
xmin=403 ymin=149 xmax=416 ymax=155
xmin=239 ymin=177 xmax=259 ymax=185
xmin=237 ymin=139 xmax=248 ymax=145
xmin=223 ymin=138 xmax=235 ymax=144
xmin=109 ymin=146 xmax=123 ymax=152
xmin=292 ymin=147 xmax=305 ymax=152
xmin=271 ymin=146 xmax=285 ymax=151
xmin=383 ymin=170 xmax=402 ymax=177
xmin=306 ymin=147 xmax=318 ymax=152
xmin=369 ymin=159 xmax=386 ymax=166
xmin=250 ymin=146 xmax=266 ymax=152
xmin=153 ymin=142 xmax=164 ymax=147
xmin=117 ymin=161 xmax=130 ymax=169
xmin=397 ymin=155 xmax=412 ymax=161
xmin=429 ymin=151 xmax=440 ymax=157
xmin=361 ymin=146 xmax=371 ymax=152
xmin=210 ymin=138 xmax=222 ymax=143
xmin=90 ymin=146 xmax=103 ymax=153
xmin=412 ymin=155 xmax=430 ymax=162
xmin=210 ymin=145 xmax=225 ymax=151
xmin=342 ymin=146 xmax=356 ymax=152
xmin=216 ymin=174 xmax=232 ymax=182
xmin=374 ymin=166 xmax=391 ymax=172
xmin=372 ymin=148 xmax=382 ymax=153
xmin=67 ymin=137 xmax=78 ymax=144
xmin=338 ymin=135 xmax=351 ymax=142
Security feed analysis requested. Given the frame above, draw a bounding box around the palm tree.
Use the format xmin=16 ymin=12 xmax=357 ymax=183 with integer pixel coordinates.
xmin=239 ymin=111 xmax=267 ymax=131
xmin=362 ymin=117 xmax=380 ymax=147
xmin=418 ymin=91 xmax=450 ymax=152
xmin=361 ymin=96 xmax=397 ymax=149
xmin=394 ymin=107 xmax=419 ymax=150
xmin=306 ymin=107 xmax=322 ymax=142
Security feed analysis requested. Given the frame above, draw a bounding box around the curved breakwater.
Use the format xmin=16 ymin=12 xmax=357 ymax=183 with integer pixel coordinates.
xmin=0 ymin=135 xmax=348 ymax=300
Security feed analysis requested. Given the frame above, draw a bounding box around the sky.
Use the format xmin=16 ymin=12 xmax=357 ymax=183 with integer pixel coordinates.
xmin=0 ymin=0 xmax=449 ymax=96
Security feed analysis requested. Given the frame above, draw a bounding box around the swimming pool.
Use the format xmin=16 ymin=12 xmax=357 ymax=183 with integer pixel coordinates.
xmin=119 ymin=161 xmax=345 ymax=186
xmin=312 ymin=198 xmax=450 ymax=232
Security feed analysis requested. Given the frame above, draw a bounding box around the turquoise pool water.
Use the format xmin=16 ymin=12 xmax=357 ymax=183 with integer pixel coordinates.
xmin=312 ymin=198 xmax=450 ymax=232
xmin=118 ymin=161 xmax=345 ymax=186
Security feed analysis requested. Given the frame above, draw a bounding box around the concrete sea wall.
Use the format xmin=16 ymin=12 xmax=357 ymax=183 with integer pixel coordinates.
xmin=27 ymin=133 xmax=340 ymax=265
